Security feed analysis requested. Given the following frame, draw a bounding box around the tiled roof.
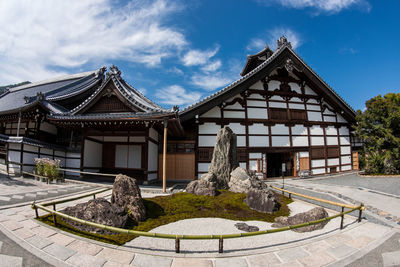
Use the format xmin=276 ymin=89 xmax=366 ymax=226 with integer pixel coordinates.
xmin=49 ymin=111 xmax=175 ymax=121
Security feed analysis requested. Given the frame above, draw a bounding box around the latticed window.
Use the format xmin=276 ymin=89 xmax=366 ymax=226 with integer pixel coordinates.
xmin=270 ymin=108 xmax=288 ymax=120
xmin=327 ymin=147 xmax=340 ymax=158
xmin=198 ymin=148 xmax=213 ymax=161
xmin=290 ymin=109 xmax=307 ymax=121
xmin=237 ymin=148 xmax=247 ymax=162
xmin=311 ymin=148 xmax=325 ymax=159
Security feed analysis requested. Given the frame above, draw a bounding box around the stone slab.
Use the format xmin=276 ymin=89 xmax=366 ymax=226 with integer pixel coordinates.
xmin=345 ymin=236 xmax=374 ymax=249
xmin=0 ymin=196 xmax=11 ymax=202
xmin=327 ymin=244 xmax=357 ymax=259
xmin=382 ymin=250 xmax=400 ymax=267
xmin=13 ymin=227 xmax=35 ymax=239
xmin=172 ymin=258 xmax=213 ymax=267
xmin=246 ymin=253 xmax=281 ymax=266
xmin=19 ymin=219 xmax=39 ymax=229
xmin=131 ymin=253 xmax=172 ymax=267
xmin=0 ymin=254 xmax=23 ymax=267
xmin=67 ymin=240 xmax=103 ymax=256
xmin=297 ymin=251 xmax=335 ymax=267
xmin=303 ymin=240 xmax=333 ymax=254
xmin=276 ymin=247 xmax=310 ymax=263
xmin=36 ymin=192 xmax=48 ymax=196
xmin=67 ymin=253 xmax=107 ymax=267
xmin=215 ymin=257 xmax=248 ymax=267
xmin=25 ymin=193 xmax=37 ymax=198
xmin=11 ymin=195 xmax=24 ymax=200
xmin=104 ymin=261 xmax=131 ymax=267
xmin=43 ymin=242 xmax=76 ymax=261
xmin=26 ymin=235 xmax=53 ymax=249
xmin=33 ymin=226 xmax=57 ymax=238
xmin=96 ymin=247 xmax=134 ymax=265
xmin=1 ymin=220 xmax=23 ymax=231
xmin=48 ymin=233 xmax=75 ymax=247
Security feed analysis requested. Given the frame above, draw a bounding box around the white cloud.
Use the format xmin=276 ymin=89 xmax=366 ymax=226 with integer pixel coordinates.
xmin=201 ymin=60 xmax=222 ymax=72
xmin=268 ymin=28 xmax=301 ymax=49
xmin=181 ymin=46 xmax=219 ymax=66
xmin=257 ymin=0 xmax=371 ymax=13
xmin=246 ymin=39 xmax=267 ymax=51
xmin=156 ymin=85 xmax=202 ymax=105
xmin=191 ymin=73 xmax=232 ymax=91
xmin=0 ymin=0 xmax=187 ymax=84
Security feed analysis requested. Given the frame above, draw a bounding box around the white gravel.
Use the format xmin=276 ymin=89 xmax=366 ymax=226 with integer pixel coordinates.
xmin=123 ymin=200 xmax=357 ymax=256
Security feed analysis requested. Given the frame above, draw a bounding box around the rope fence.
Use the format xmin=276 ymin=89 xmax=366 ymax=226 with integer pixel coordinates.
xmin=31 ymin=184 xmax=365 ymax=254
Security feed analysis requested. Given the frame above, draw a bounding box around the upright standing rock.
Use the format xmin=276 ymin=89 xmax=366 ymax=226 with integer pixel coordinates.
xmin=208 ymin=126 xmax=239 ymax=189
xmin=111 ymin=174 xmax=146 ymax=222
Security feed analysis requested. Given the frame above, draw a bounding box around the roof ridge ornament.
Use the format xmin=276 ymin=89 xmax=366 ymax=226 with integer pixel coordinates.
xmin=109 ymin=65 xmax=121 ymax=76
xmin=277 ymin=35 xmax=292 ymax=49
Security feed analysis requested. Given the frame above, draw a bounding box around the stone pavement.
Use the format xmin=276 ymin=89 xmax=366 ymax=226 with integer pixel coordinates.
xmin=0 ymin=188 xmax=396 ymax=267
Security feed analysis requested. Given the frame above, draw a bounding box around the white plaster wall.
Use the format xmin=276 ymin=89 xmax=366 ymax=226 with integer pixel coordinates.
xmin=269 ymin=102 xmax=287 ymax=108
xmin=271 ymin=124 xmax=289 ymax=135
xmin=311 ymin=159 xmax=325 ymax=168
xmin=340 ymin=136 xmax=351 ymax=145
xmin=337 ymin=114 xmax=347 ymax=123
xmin=23 ymin=152 xmax=36 ymax=166
xmin=304 ymin=85 xmax=317 ymax=95
xmin=247 ymin=108 xmax=268 ymax=119
xmin=312 ymin=168 xmax=326 ymax=175
xmin=341 ymin=165 xmax=352 ymax=171
xmin=8 ymin=151 xmax=20 ymax=163
xmin=307 ymin=111 xmax=323 ymax=121
xmin=326 ymin=126 xmax=337 ymax=135
xmin=306 ymin=105 xmax=321 ymax=111
xmin=227 ymin=123 xmax=245 ymax=134
xmin=9 ymin=143 xmax=21 ymax=150
xmin=239 ymin=162 xmax=247 ymax=169
xmin=311 ymin=136 xmax=325 ymax=146
xmin=224 ymin=111 xmax=245 ymax=119
xmin=24 ymin=145 xmax=38 ymax=153
xmin=339 ymin=127 xmax=350 ymax=136
xmin=128 ymin=145 xmax=141 ymax=169
xmin=249 ymin=136 xmax=269 ymax=147
xmin=299 ymin=152 xmax=309 ymax=158
xmin=198 ymin=163 xmax=210 ymax=172
xmin=41 ymin=148 xmax=52 ymax=156
xmin=324 ymin=116 xmax=336 ymax=122
xmin=104 ymin=136 xmax=128 ymax=142
xmin=130 ymin=136 xmax=146 ymax=143
xmin=249 ymin=81 xmax=263 ymax=90
xmin=268 ymin=80 xmax=280 ymax=91
xmin=328 ymin=158 xmax=339 ymax=166
xmin=326 ymin=137 xmax=338 ymax=145
xmin=249 ymin=160 xmax=257 ymax=171
xmin=55 ymin=150 xmax=66 ymax=157
xmin=310 ymin=126 xmax=323 ymax=135
xmin=323 ymin=108 xmax=335 ymax=115
xmin=198 ymin=135 xmax=217 ymax=147
xmin=341 ymin=155 xmax=351 ymax=164
xmin=271 ymin=136 xmax=290 ymax=147
xmin=237 ymin=136 xmax=246 ymax=147
xmin=340 ymin=146 xmax=351 ymax=155
xmin=40 ymin=122 xmax=57 ymax=135
xmin=248 ymin=93 xmax=264 ymax=99
xmin=149 ymin=128 xmax=158 ymax=142
xmin=200 ymin=107 xmax=221 ymax=118
xmin=291 ymin=125 xmax=307 ymax=135
xmin=292 ymin=136 xmax=308 ymax=146
xmin=148 ymin=142 xmax=158 ymax=172
xmin=291 ymin=97 xmax=303 ymax=103
xmin=84 ymin=140 xmax=102 ymax=168
xmin=199 ymin=123 xmax=220 ymax=134
xmin=225 ymin=102 xmax=244 ymax=110
xmin=249 ymin=153 xmax=262 ymax=158
xmin=288 ymin=103 xmax=305 ymax=109
xmin=65 ymin=152 xmax=80 ymax=176
xmin=270 ymin=96 xmax=285 ymax=101
xmin=248 ymin=124 xmax=268 ymax=135
xmin=247 ymin=100 xmax=267 ymax=107
xmin=289 ymin=82 xmax=302 ymax=94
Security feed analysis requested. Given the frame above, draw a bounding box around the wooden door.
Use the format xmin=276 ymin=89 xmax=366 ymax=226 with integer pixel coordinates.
xmin=299 ymin=157 xmax=310 ymax=170
xmin=158 ymin=153 xmax=195 ymax=180
xmin=102 ymin=143 xmax=115 ymax=169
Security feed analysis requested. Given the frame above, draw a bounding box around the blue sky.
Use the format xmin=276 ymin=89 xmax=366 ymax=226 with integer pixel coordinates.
xmin=0 ymin=0 xmax=399 ymax=111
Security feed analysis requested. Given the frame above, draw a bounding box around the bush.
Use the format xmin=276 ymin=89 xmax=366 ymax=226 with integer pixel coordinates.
xmin=34 ymin=158 xmax=60 ymax=179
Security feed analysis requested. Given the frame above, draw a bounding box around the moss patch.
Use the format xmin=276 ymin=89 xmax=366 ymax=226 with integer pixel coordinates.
xmin=37 ymin=190 xmax=292 ymax=245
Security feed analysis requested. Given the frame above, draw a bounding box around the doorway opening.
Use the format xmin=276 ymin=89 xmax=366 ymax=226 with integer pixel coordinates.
xmin=266 ymin=152 xmax=293 ymax=177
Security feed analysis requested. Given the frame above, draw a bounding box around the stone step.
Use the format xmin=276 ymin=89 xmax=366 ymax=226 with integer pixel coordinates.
xmin=0 ymin=254 xmax=23 ymax=267
xmin=382 ymin=250 xmax=400 ymax=267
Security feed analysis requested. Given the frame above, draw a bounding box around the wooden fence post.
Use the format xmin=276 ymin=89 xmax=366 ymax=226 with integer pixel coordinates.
xmin=358 ymin=204 xmax=363 ymax=223
xmin=340 ymin=207 xmax=344 ymax=230
xmin=219 ymin=236 xmax=223 ymax=253
xmin=175 ymin=236 xmax=180 ymax=253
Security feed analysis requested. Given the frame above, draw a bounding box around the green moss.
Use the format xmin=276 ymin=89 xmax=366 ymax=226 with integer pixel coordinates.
xmin=37 ymin=190 xmax=292 ymax=245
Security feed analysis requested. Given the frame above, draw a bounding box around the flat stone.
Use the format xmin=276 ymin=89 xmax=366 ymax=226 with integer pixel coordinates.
xmin=11 ymin=195 xmax=24 ymax=200
xmin=33 ymin=226 xmax=57 ymax=238
xmin=36 ymin=191 xmax=48 ymax=195
xmin=303 ymin=240 xmax=333 ymax=253
xmin=19 ymin=219 xmax=39 ymax=229
xmin=104 ymin=261 xmax=131 ymax=267
xmin=325 ymin=234 xmax=353 ymax=247
xmin=215 ymin=257 xmax=248 ymax=267
xmin=48 ymin=233 xmax=75 ymax=246
xmin=96 ymin=247 xmax=134 ymax=265
xmin=172 ymin=258 xmax=213 ymax=267
xmin=345 ymin=236 xmax=374 ymax=249
xmin=0 ymin=214 xmax=10 ymax=222
xmin=67 ymin=240 xmax=103 ymax=256
xmin=13 ymin=227 xmax=35 ymax=239
xmin=26 ymin=235 xmax=53 ymax=249
xmin=48 ymin=190 xmax=58 ymax=194
xmin=246 ymin=253 xmax=281 ymax=266
xmin=25 ymin=193 xmax=37 ymax=198
xmin=1 ymin=220 xmax=23 ymax=231
xmin=7 ymin=214 xmax=27 ymax=222
xmin=327 ymin=244 xmax=357 ymax=259
xmin=131 ymin=253 xmax=172 ymax=267
xmin=0 ymin=196 xmax=11 ymax=202
xmin=67 ymin=253 xmax=107 ymax=267
xmin=0 ymin=241 xmax=3 ymax=250
xmin=43 ymin=242 xmax=76 ymax=261
xmin=297 ymin=251 xmax=335 ymax=267
xmin=276 ymin=247 xmax=310 ymax=263
xmin=382 ymin=250 xmax=400 ymax=267
xmin=0 ymin=254 xmax=23 ymax=267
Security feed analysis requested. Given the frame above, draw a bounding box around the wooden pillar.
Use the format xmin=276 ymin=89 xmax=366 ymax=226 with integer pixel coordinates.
xmin=16 ymin=111 xmax=22 ymax=137
xmin=162 ymin=118 xmax=168 ymax=193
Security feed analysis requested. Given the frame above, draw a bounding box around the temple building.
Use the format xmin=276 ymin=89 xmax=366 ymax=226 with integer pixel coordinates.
xmin=0 ymin=37 xmax=359 ymax=183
